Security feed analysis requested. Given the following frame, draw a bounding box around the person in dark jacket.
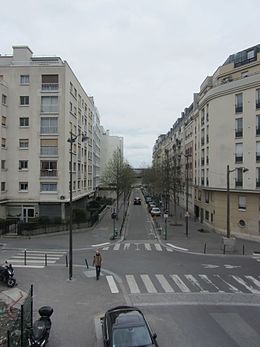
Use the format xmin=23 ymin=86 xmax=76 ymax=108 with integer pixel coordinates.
xmin=92 ymin=249 xmax=102 ymax=280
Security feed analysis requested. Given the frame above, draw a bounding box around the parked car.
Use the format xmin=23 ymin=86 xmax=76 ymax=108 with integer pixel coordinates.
xmin=150 ymin=207 xmax=161 ymax=217
xmin=133 ymin=197 xmax=141 ymax=205
xmin=101 ymin=306 xmax=158 ymax=347
xmin=148 ymin=202 xmax=156 ymax=212
xmin=145 ymin=196 xmax=152 ymax=203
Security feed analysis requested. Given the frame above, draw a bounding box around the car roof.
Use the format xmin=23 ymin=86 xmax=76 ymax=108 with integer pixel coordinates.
xmin=106 ymin=306 xmax=146 ymax=327
xmin=151 ymin=207 xmax=160 ymax=211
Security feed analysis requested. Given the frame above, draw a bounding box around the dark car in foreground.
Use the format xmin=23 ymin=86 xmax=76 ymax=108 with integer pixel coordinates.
xmin=134 ymin=197 xmax=141 ymax=205
xmin=101 ymin=306 xmax=158 ymax=347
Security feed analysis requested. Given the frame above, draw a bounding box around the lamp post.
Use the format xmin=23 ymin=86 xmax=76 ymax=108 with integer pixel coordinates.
xmin=184 ymin=154 xmax=191 ymax=238
xmin=67 ymin=131 xmax=88 ymax=280
xmin=226 ymin=165 xmax=248 ymax=238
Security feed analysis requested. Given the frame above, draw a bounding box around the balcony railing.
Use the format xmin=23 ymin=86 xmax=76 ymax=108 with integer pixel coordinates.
xmin=40 ymin=127 xmax=58 ymax=134
xmin=41 ymin=83 xmax=59 ymax=91
xmin=235 ymin=130 xmax=243 ymax=138
xmin=41 ymin=105 xmax=59 ymax=113
xmin=256 ymin=153 xmax=260 ymax=162
xmin=235 ymin=155 xmax=243 ymax=164
xmin=256 ymin=126 xmax=260 ymax=135
xmin=235 ymin=180 xmax=243 ymax=187
xmin=256 ymin=101 xmax=260 ymax=109
xmin=40 ymin=147 xmax=58 ymax=156
xmin=256 ymin=179 xmax=260 ymax=188
xmin=235 ymin=105 xmax=243 ymax=113
xmin=40 ymin=169 xmax=57 ymax=177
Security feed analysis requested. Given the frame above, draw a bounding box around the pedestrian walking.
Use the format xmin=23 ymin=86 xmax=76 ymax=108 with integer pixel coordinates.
xmin=92 ymin=249 xmax=102 ymax=280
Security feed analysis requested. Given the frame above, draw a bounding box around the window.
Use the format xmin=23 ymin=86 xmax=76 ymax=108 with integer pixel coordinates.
xmin=1 ymin=116 xmax=6 ymax=126
xmin=19 ymin=182 xmax=28 ymax=191
xmin=235 ymin=118 xmax=243 ymax=138
xmin=238 ymin=196 xmax=246 ymax=210
xmin=256 ymin=168 xmax=260 ymax=188
xmin=40 ymin=183 xmax=57 ymax=192
xmin=1 ymin=160 xmax=6 ymax=170
xmin=70 ymin=82 xmax=73 ymax=93
xmin=256 ymin=89 xmax=260 ymax=109
xmin=1 ymin=138 xmax=6 ymax=148
xmin=19 ymin=139 xmax=29 ymax=149
xmin=40 ymin=161 xmax=57 ymax=176
xmin=1 ymin=182 xmax=6 ymax=192
xmin=205 ymin=191 xmax=209 ymax=203
xmin=256 ymin=115 xmax=260 ymax=135
xmin=247 ymin=50 xmax=255 ymax=60
xmin=205 ymin=210 xmax=209 ymax=220
xmin=2 ymin=94 xmax=7 ymax=105
xmin=41 ymin=96 xmax=58 ymax=113
xmin=69 ymin=102 xmax=73 ymax=113
xmin=235 ymin=93 xmax=243 ymax=113
xmin=235 ymin=143 xmax=243 ymax=163
xmin=19 ymin=160 xmax=28 ymax=170
xmin=41 ymin=75 xmax=58 ymax=91
xmin=20 ymin=75 xmax=29 ymax=85
xmin=20 ymin=96 xmax=29 ymax=105
xmin=40 ymin=117 xmax=58 ymax=133
xmin=19 ymin=117 xmax=29 ymax=127
xmin=40 ymin=139 xmax=58 ymax=156
xmin=257 ymin=142 xmax=260 ymax=162
xmin=235 ymin=168 xmax=243 ymax=187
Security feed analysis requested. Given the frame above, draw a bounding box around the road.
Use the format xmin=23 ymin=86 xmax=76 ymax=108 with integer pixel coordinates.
xmin=1 ymin=189 xmax=260 ymax=346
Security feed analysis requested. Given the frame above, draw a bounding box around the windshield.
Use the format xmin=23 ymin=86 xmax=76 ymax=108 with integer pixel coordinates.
xmin=113 ymin=326 xmax=153 ymax=347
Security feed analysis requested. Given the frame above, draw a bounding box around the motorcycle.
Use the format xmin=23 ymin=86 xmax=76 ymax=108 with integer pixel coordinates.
xmin=0 ymin=261 xmax=16 ymax=287
xmin=28 ymin=306 xmax=53 ymax=347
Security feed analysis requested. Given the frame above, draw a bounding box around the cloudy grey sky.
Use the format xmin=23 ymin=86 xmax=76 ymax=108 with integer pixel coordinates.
xmin=2 ymin=0 xmax=260 ymax=167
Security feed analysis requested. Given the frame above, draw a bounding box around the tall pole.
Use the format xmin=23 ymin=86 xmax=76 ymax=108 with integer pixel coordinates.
xmin=185 ymin=155 xmax=189 ymax=238
xmin=69 ymin=131 xmax=73 ymax=280
xmin=226 ymin=164 xmax=230 ymax=239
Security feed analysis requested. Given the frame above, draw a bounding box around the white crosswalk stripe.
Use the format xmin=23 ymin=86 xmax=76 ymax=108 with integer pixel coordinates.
xmin=101 ymin=242 xmax=170 ymax=252
xmin=104 ymin=273 xmax=260 ymax=295
xmin=7 ymin=250 xmax=66 ymax=268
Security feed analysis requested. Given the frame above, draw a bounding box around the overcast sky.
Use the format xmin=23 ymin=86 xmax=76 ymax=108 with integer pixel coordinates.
xmin=2 ymin=0 xmax=260 ymax=167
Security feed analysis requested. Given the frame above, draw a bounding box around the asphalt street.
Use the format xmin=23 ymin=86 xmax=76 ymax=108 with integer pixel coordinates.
xmin=1 ymin=189 xmax=260 ymax=346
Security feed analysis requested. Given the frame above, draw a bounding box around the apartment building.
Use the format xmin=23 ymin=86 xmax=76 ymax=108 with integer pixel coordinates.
xmin=153 ymin=44 xmax=260 ymax=237
xmin=0 ymin=46 xmax=101 ymax=222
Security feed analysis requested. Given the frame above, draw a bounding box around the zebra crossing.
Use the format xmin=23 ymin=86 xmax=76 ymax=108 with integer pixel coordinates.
xmin=105 ymin=273 xmax=260 ymax=295
xmin=101 ymin=242 xmax=173 ymax=252
xmin=252 ymin=253 xmax=260 ymax=262
xmin=7 ymin=250 xmax=66 ymax=268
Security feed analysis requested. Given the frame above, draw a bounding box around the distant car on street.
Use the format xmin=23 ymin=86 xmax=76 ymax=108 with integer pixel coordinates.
xmin=150 ymin=207 xmax=161 ymax=217
xmin=133 ymin=197 xmax=141 ymax=205
xmin=101 ymin=305 xmax=158 ymax=347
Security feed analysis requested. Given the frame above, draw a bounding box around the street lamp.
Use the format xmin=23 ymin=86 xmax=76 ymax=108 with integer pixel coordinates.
xmin=67 ymin=131 xmax=88 ymax=280
xmin=226 ymin=165 xmax=248 ymax=238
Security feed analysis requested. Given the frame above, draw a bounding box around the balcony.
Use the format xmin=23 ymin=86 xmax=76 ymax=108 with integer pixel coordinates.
xmin=256 ymin=126 xmax=260 ymax=135
xmin=256 ymin=153 xmax=260 ymax=162
xmin=40 ymin=147 xmax=58 ymax=156
xmin=256 ymin=179 xmax=260 ymax=188
xmin=40 ymin=127 xmax=58 ymax=134
xmin=235 ymin=105 xmax=243 ymax=113
xmin=41 ymin=105 xmax=59 ymax=113
xmin=256 ymin=101 xmax=260 ymax=109
xmin=40 ymin=169 xmax=58 ymax=177
xmin=235 ymin=130 xmax=243 ymax=138
xmin=41 ymin=83 xmax=59 ymax=92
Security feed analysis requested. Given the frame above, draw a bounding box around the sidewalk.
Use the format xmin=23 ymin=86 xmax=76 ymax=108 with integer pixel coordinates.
xmin=154 ymin=214 xmax=260 ymax=256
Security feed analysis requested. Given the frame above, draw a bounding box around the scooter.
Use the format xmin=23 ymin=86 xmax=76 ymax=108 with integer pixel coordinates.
xmin=0 ymin=261 xmax=16 ymax=287
xmin=28 ymin=306 xmax=53 ymax=347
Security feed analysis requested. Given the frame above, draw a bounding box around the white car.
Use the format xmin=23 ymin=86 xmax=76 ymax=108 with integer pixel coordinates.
xmin=150 ymin=207 xmax=161 ymax=217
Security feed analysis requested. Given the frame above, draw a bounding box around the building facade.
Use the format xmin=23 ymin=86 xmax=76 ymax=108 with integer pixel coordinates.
xmin=153 ymin=44 xmax=260 ymax=237
xmin=0 ymin=46 xmax=102 ymax=222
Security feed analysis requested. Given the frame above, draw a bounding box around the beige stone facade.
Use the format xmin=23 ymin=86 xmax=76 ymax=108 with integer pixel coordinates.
xmin=153 ymin=44 xmax=260 ymax=237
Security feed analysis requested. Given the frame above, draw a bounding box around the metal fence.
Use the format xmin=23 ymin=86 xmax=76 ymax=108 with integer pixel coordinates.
xmin=6 ymin=285 xmax=33 ymax=347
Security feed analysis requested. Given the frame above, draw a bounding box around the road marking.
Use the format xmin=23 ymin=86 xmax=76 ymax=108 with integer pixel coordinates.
xmin=106 ymin=275 xmax=119 ymax=293
xmin=12 ymin=264 xmax=45 ymax=269
xmin=215 ymin=275 xmax=242 ymax=293
xmin=113 ymin=244 xmax=120 ymax=251
xmin=198 ymin=274 xmax=224 ymax=293
xmin=102 ymin=246 xmax=109 ymax=250
xmin=12 ymin=255 xmax=60 ymax=260
xmin=166 ymin=243 xmax=188 ymax=252
xmin=124 ymin=243 xmax=130 ymax=250
xmin=231 ymin=275 xmax=260 ymax=294
xmin=224 ymin=265 xmax=241 ymax=269
xmin=92 ymin=243 xmax=110 ymax=248
xmin=245 ymin=275 xmax=260 ymax=290
xmin=144 ymin=243 xmax=151 ymax=251
xmin=7 ymin=259 xmax=56 ymax=264
xmin=155 ymin=274 xmax=174 ymax=293
xmin=185 ymin=275 xmax=209 ymax=293
xmin=140 ymin=274 xmax=157 ymax=293
xmin=202 ymin=264 xmax=219 ymax=269
xmin=154 ymin=243 xmax=162 ymax=251
xmin=18 ymin=250 xmax=66 ymax=255
xmin=126 ymin=275 xmax=140 ymax=293
xmin=166 ymin=247 xmax=173 ymax=252
xmin=170 ymin=275 xmax=191 ymax=292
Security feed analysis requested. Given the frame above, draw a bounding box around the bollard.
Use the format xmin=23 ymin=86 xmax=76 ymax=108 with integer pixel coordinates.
xmin=223 ymin=244 xmax=226 ymax=255
xmin=243 ymin=244 xmax=245 ymax=255
xmin=85 ymin=258 xmax=89 ymax=269
xmin=45 ymin=253 xmax=47 ymax=267
xmin=24 ymin=249 xmax=27 ymax=266
xmin=204 ymin=243 xmax=207 ymax=254
xmin=65 ymin=255 xmax=68 ymax=267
